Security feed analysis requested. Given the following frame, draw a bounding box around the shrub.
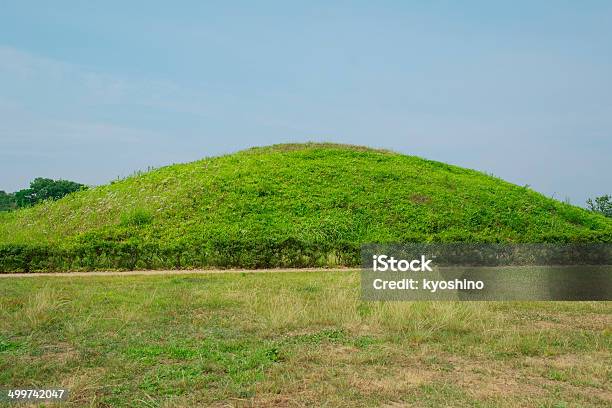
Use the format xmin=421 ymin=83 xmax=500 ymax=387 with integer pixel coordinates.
xmin=120 ymin=208 xmax=154 ymax=227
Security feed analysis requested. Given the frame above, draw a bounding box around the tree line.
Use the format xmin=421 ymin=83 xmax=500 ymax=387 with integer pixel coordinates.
xmin=0 ymin=178 xmax=88 ymax=211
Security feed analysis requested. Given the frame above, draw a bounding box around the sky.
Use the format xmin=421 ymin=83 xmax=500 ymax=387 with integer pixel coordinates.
xmin=1 ymin=1 xmax=611 ymax=206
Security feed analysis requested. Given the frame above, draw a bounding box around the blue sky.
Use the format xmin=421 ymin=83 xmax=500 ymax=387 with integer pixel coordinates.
xmin=1 ymin=1 xmax=611 ymax=205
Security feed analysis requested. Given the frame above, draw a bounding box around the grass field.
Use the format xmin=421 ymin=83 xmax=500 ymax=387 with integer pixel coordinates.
xmin=2 ymin=144 xmax=611 ymax=272
xmin=1 ymin=271 xmax=610 ymax=407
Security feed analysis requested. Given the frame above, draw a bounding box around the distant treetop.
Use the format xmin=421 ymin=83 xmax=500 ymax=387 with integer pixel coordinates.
xmin=587 ymin=195 xmax=612 ymax=218
xmin=1 ymin=178 xmax=88 ymax=211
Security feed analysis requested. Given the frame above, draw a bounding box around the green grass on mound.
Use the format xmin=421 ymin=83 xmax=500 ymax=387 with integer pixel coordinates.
xmin=1 ymin=143 xmax=611 ymax=271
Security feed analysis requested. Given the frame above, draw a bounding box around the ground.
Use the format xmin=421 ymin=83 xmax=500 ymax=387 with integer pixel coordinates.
xmin=0 ymin=270 xmax=610 ymax=407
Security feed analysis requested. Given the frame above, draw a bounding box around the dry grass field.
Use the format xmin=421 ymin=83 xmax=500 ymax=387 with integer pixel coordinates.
xmin=0 ymin=270 xmax=610 ymax=407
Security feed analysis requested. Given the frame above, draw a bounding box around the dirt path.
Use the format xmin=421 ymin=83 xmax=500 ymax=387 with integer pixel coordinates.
xmin=0 ymin=268 xmax=355 ymax=278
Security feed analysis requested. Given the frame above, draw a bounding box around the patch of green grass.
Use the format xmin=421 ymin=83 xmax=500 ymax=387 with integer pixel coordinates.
xmin=0 ymin=336 xmax=20 ymax=353
xmin=288 ymin=328 xmax=348 ymax=345
xmin=119 ymin=208 xmax=153 ymax=227
xmin=2 ymin=143 xmax=611 ymax=271
xmin=547 ymin=369 xmax=568 ymax=382
xmin=0 ymin=272 xmax=610 ymax=407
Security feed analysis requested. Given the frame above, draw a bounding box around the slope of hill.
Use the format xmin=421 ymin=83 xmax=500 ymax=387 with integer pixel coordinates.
xmin=1 ymin=143 xmax=611 ymax=271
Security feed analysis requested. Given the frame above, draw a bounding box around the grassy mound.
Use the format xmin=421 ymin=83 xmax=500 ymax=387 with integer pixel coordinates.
xmin=1 ymin=143 xmax=611 ymax=271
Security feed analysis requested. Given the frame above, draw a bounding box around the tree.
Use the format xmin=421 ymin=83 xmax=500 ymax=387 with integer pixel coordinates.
xmin=586 ymin=194 xmax=612 ymax=218
xmin=0 ymin=190 xmax=16 ymax=211
xmin=12 ymin=178 xmax=88 ymax=208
